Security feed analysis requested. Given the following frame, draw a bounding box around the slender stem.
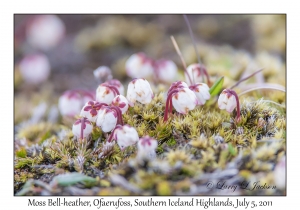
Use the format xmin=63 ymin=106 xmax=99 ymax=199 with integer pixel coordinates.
xmin=238 ymin=86 xmax=286 ymax=97
xmin=164 ymin=89 xmax=179 ymax=122
xmin=107 ymin=129 xmax=115 ymax=143
xmin=229 ymin=90 xmax=241 ymax=122
xmin=202 ymin=66 xmax=211 ymax=86
xmin=170 ymin=36 xmax=193 ymax=85
xmin=183 ymin=14 xmax=204 ymax=83
xmin=230 ymin=68 xmax=264 ymax=89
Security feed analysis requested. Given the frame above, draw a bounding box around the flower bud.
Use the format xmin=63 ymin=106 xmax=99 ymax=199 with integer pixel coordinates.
xmin=58 ymin=90 xmax=82 ymax=117
xmin=171 ymin=87 xmax=198 ymax=114
xmin=189 ymin=83 xmax=210 ymax=105
xmin=105 ymin=79 xmax=124 ymax=96
xmin=26 ymin=15 xmax=65 ymax=51
xmin=80 ymin=101 xmax=106 ymax=122
xmin=155 ymin=59 xmax=178 ymax=83
xmin=96 ymin=83 xmax=120 ymax=104
xmin=137 ymin=136 xmax=158 ymax=160
xmin=113 ymin=125 xmax=139 ymax=150
xmin=81 ymin=90 xmax=95 ymax=104
xmin=127 ymin=78 xmax=153 ymax=106
xmin=185 ymin=63 xmax=210 ymax=86
xmin=19 ymin=54 xmax=51 ymax=85
xmin=96 ymin=106 xmax=118 ymax=132
xmin=125 ymin=52 xmax=154 ymax=79
xmin=72 ymin=117 xmax=93 ymax=139
xmin=218 ymin=89 xmax=237 ymax=112
xmin=112 ymin=95 xmax=129 ymax=114
xmin=93 ymin=66 xmax=113 ymax=83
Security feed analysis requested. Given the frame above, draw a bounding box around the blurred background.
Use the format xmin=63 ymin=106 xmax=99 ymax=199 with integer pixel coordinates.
xmin=14 ymin=14 xmax=286 ymax=125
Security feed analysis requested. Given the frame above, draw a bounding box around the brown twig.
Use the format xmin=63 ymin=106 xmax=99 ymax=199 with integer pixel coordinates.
xmin=230 ymin=68 xmax=264 ymax=89
xmin=170 ymin=36 xmax=193 ymax=85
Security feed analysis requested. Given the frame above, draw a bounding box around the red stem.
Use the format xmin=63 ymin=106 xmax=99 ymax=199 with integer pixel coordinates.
xmin=202 ymin=66 xmax=211 ymax=87
xmin=229 ymin=90 xmax=241 ymax=122
xmin=164 ymin=89 xmax=179 ymax=122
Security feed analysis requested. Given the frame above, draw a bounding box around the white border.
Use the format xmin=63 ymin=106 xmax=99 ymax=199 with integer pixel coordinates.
xmin=2 ymin=0 xmax=298 ymax=209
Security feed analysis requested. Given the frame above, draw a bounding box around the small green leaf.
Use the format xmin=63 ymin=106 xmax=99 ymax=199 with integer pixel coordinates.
xmin=209 ymin=76 xmax=224 ymax=96
xmin=52 ymin=173 xmax=97 ymax=187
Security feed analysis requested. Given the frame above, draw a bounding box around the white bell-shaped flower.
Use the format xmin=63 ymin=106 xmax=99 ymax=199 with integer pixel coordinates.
xmin=137 ymin=136 xmax=158 ymax=160
xmin=155 ymin=59 xmax=178 ymax=83
xmin=189 ymin=83 xmax=211 ymax=105
xmin=113 ymin=125 xmax=139 ymax=150
xmin=185 ymin=63 xmax=210 ymax=86
xmin=96 ymin=106 xmax=118 ymax=132
xmin=125 ymin=52 xmax=154 ymax=79
xmin=80 ymin=101 xmax=106 ymax=122
xmin=81 ymin=90 xmax=95 ymax=104
xmin=72 ymin=117 xmax=93 ymax=139
xmin=58 ymin=90 xmax=82 ymax=117
xmin=26 ymin=15 xmax=65 ymax=51
xmin=218 ymin=89 xmax=237 ymax=113
xmin=126 ymin=78 xmax=153 ymax=106
xmin=96 ymin=83 xmax=119 ymax=104
xmin=171 ymin=87 xmax=198 ymax=114
xmin=112 ymin=95 xmax=129 ymax=114
xmin=19 ymin=54 xmax=51 ymax=85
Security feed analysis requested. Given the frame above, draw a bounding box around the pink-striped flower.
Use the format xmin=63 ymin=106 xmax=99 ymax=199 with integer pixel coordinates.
xmin=112 ymin=95 xmax=129 ymax=114
xmin=189 ymin=83 xmax=210 ymax=105
xmin=72 ymin=117 xmax=93 ymax=139
xmin=185 ymin=63 xmax=211 ymax=86
xmin=171 ymin=88 xmax=198 ymax=114
xmin=126 ymin=78 xmax=153 ymax=106
xmin=96 ymin=105 xmax=123 ymax=132
xmin=108 ymin=125 xmax=139 ymax=150
xmin=80 ymin=101 xmax=107 ymax=122
xmin=137 ymin=136 xmax=158 ymax=160
xmin=105 ymin=79 xmax=124 ymax=96
xmin=96 ymin=82 xmax=120 ymax=104
xmin=218 ymin=89 xmax=240 ymax=121
xmin=125 ymin=52 xmax=154 ymax=79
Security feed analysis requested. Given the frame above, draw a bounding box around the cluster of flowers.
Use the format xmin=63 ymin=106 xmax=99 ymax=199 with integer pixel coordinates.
xmin=58 ymin=52 xmax=241 ymax=161
xmin=58 ymin=76 xmax=158 ymax=160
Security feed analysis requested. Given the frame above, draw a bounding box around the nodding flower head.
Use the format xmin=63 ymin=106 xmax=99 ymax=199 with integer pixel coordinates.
xmin=105 ymin=79 xmax=125 ymax=96
xmin=186 ymin=63 xmax=211 ymax=86
xmin=80 ymin=101 xmax=107 ymax=122
xmin=96 ymin=105 xmax=123 ymax=132
xmin=58 ymin=90 xmax=82 ymax=117
xmin=108 ymin=125 xmax=139 ymax=151
xmin=72 ymin=117 xmax=93 ymax=139
xmin=168 ymin=81 xmax=189 ymax=94
xmin=26 ymin=15 xmax=65 ymax=51
xmin=218 ymin=89 xmax=240 ymax=121
xmin=137 ymin=136 xmax=158 ymax=160
xmin=171 ymin=87 xmax=198 ymax=114
xmin=93 ymin=66 xmax=113 ymax=83
xmin=112 ymin=95 xmax=129 ymax=114
xmin=96 ymin=82 xmax=121 ymax=105
xmin=19 ymin=53 xmax=51 ymax=85
xmin=126 ymin=78 xmax=154 ymax=106
xmin=189 ymin=83 xmax=210 ymax=105
xmin=154 ymin=59 xmax=178 ymax=83
xmin=125 ymin=52 xmax=154 ymax=79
